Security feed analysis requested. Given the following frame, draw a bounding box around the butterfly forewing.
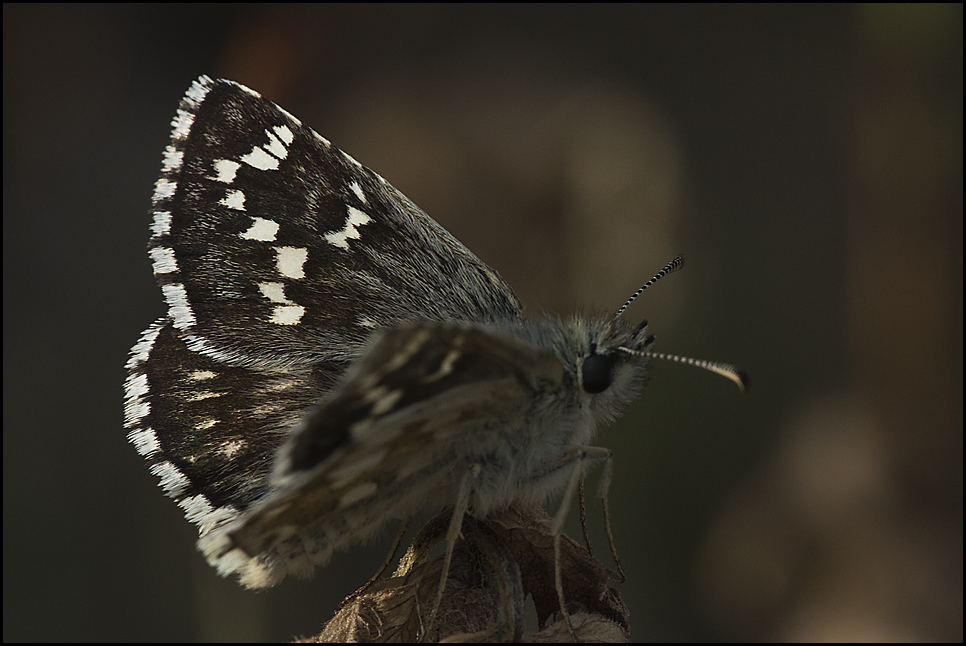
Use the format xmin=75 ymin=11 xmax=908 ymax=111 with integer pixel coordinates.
xmin=149 ymin=77 xmax=524 ymax=370
xmin=215 ymin=324 xmax=567 ymax=565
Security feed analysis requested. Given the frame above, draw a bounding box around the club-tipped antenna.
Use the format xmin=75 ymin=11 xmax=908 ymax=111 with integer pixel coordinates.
xmin=615 ymin=346 xmax=749 ymax=392
xmin=650 ymin=352 xmax=749 ymax=393
xmin=613 ymin=255 xmax=685 ymax=321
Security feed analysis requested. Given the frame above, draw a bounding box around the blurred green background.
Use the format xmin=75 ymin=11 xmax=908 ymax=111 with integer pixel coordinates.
xmin=4 ymin=4 xmax=961 ymax=641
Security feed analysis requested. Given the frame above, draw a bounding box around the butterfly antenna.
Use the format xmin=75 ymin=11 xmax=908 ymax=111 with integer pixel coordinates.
xmin=613 ymin=255 xmax=685 ymax=321
xmin=616 ymin=346 xmax=749 ymax=392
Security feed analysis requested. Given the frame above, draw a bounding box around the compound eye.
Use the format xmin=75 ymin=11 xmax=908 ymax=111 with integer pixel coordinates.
xmin=581 ymin=352 xmax=616 ymax=394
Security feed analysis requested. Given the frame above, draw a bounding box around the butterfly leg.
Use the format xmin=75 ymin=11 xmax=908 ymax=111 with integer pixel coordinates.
xmin=594 ymin=452 xmax=626 ymax=583
xmin=344 ymin=516 xmax=411 ymax=606
xmin=578 ymin=474 xmax=592 ymax=555
xmin=421 ymin=463 xmax=480 ymax=642
xmin=541 ymin=445 xmax=613 ymax=641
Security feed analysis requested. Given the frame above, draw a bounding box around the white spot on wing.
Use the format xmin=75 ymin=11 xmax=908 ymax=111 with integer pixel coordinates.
xmin=240 ymin=146 xmax=279 ymax=171
xmin=258 ymin=282 xmax=287 ymax=303
xmin=128 ymin=427 xmax=160 ymax=457
xmin=239 ymin=217 xmax=279 ymax=241
xmin=126 ymin=320 xmax=163 ymax=369
xmin=273 ymin=124 xmax=295 ymax=145
xmin=237 ymin=127 xmax=292 ymax=172
xmin=271 ymin=306 xmax=304 ymax=325
xmin=257 ymin=282 xmax=305 ymax=325
xmin=178 ymin=493 xmax=217 ymax=525
xmin=324 ymin=206 xmax=372 ymax=250
xmin=149 ymin=246 xmax=178 ymax=275
xmin=162 ymin=283 xmax=196 ymax=329
xmin=184 ymin=77 xmax=211 ymax=107
xmin=153 ymin=178 xmax=176 ymax=202
xmin=349 ymin=181 xmax=367 ymax=203
xmin=124 ymin=398 xmax=150 ymax=427
xmin=218 ymin=439 xmax=246 ymax=458
xmin=198 ymin=506 xmax=240 ymax=538
xmin=211 ymin=159 xmax=240 ymax=183
xmin=170 ymin=109 xmax=195 ymax=139
xmin=263 ymin=129 xmax=289 ymax=160
xmin=349 ymin=413 xmax=407 ymax=447
xmin=275 ymin=246 xmax=307 ymax=279
xmin=339 ymin=482 xmax=378 ymax=508
xmin=385 ymin=328 xmax=432 ymax=372
xmin=151 ymin=211 xmax=172 ymax=237
xmin=151 ymin=461 xmax=191 ymax=497
xmin=184 ymin=334 xmax=243 ymax=364
xmin=188 ymin=390 xmax=222 ymax=402
xmin=421 ymin=346 xmax=463 ymax=383
xmin=161 ymin=147 xmax=182 ymax=172
xmin=368 ymin=387 xmax=402 ymax=416
xmin=329 ymin=449 xmax=389 ymax=484
xmin=123 ymin=373 xmax=150 ymax=424
xmin=221 ymin=189 xmax=245 ymax=210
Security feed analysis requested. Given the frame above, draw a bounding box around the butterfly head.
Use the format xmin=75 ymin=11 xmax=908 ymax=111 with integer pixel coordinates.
xmin=568 ymin=253 xmax=747 ymax=422
xmin=569 ymin=315 xmax=655 ymax=424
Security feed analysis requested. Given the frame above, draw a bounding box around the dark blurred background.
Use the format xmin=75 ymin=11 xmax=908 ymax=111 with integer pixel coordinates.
xmin=4 ymin=4 xmax=961 ymax=641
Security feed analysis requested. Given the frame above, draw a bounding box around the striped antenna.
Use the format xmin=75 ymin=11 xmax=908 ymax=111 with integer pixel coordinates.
xmin=615 ymin=346 xmax=749 ymax=392
xmin=613 ymin=255 xmax=685 ymax=321
xmin=613 ymin=254 xmax=747 ymax=392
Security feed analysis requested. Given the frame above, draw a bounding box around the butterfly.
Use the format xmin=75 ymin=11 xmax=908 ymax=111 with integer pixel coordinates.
xmin=125 ymin=75 xmax=745 ymax=640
